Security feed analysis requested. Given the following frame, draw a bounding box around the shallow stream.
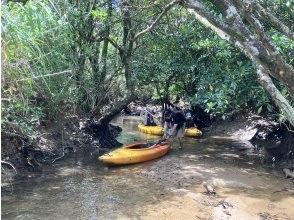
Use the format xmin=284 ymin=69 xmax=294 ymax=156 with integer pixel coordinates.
xmin=2 ymin=116 xmax=294 ymax=219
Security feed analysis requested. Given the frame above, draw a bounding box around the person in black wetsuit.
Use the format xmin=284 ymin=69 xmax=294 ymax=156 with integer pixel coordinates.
xmin=142 ymin=107 xmax=156 ymax=126
xmin=146 ymin=112 xmax=156 ymax=126
xmin=171 ymin=106 xmax=186 ymax=149
xmin=162 ymin=108 xmax=173 ymax=139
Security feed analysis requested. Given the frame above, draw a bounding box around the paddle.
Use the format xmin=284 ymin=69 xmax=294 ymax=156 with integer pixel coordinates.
xmin=147 ymin=133 xmax=174 ymax=147
xmin=144 ymin=125 xmax=174 ymax=147
xmin=144 ymin=138 xmax=166 ymax=148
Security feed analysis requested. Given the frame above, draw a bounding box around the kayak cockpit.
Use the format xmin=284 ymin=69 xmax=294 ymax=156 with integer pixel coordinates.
xmin=123 ymin=142 xmax=167 ymax=150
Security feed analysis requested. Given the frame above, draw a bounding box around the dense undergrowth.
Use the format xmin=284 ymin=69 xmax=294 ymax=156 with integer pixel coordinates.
xmin=1 ymin=0 xmax=293 ymax=140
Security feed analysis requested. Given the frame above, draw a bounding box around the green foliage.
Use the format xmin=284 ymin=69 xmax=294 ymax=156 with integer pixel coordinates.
xmin=134 ymin=8 xmax=277 ymax=118
xmin=2 ymin=0 xmax=293 ymax=137
xmin=2 ymin=0 xmax=128 ymax=136
xmin=91 ymin=9 xmax=108 ymax=20
xmin=260 ymin=0 xmax=293 ymax=27
xmin=271 ymin=31 xmax=294 ymax=65
xmin=2 ymin=1 xmax=74 ymax=134
xmin=188 ymin=41 xmax=273 ymax=116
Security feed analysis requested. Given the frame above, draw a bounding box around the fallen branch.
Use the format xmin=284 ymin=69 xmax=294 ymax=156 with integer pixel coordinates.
xmin=133 ymin=0 xmax=182 ymax=41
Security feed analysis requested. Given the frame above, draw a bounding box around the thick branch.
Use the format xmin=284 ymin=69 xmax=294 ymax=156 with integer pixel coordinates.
xmin=238 ymin=4 xmax=276 ymax=52
xmin=133 ymin=0 xmax=181 ymax=41
xmin=121 ymin=0 xmax=132 ymax=47
xmin=184 ymin=0 xmax=238 ymax=44
xmin=185 ymin=0 xmax=294 ymax=124
xmin=254 ymin=2 xmax=294 ymax=41
xmin=107 ymin=37 xmax=123 ymax=54
xmin=233 ymin=0 xmax=294 ymax=94
xmin=185 ymin=0 xmax=294 ymax=94
xmin=99 ymin=93 xmax=136 ymax=125
xmin=257 ymin=66 xmax=294 ymax=127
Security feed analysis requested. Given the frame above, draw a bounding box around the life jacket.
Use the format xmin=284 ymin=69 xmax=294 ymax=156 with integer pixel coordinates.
xmin=163 ymin=109 xmax=172 ymax=122
xmin=173 ymin=110 xmax=186 ymax=128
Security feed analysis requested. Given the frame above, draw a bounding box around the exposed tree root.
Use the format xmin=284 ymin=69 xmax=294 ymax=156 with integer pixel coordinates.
xmin=1 ymin=161 xmax=17 ymax=174
xmin=83 ymin=121 xmax=122 ymax=149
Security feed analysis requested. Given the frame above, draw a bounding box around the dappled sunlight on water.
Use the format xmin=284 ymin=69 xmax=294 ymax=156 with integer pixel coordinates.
xmin=2 ymin=116 xmax=293 ymax=220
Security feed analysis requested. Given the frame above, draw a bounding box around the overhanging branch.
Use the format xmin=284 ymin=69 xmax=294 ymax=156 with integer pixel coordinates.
xmin=99 ymin=93 xmax=136 ymax=124
xmin=107 ymin=37 xmax=123 ymax=54
xmin=185 ymin=0 xmax=294 ymax=95
xmin=254 ymin=2 xmax=294 ymax=41
xmin=133 ymin=0 xmax=182 ymax=41
xmin=257 ymin=66 xmax=294 ymax=127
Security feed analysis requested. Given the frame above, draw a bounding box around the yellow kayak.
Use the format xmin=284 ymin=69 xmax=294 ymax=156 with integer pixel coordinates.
xmin=138 ymin=124 xmax=202 ymax=137
xmin=138 ymin=124 xmax=164 ymax=136
xmin=185 ymin=127 xmax=202 ymax=137
xmin=99 ymin=142 xmax=170 ymax=165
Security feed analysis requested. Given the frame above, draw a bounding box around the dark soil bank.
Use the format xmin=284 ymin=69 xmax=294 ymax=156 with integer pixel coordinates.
xmin=2 ymin=116 xmax=294 ymax=220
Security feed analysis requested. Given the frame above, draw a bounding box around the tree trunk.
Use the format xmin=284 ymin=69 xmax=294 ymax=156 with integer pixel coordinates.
xmin=122 ymin=55 xmax=135 ymax=93
xmin=256 ymin=67 xmax=294 ymax=126
xmin=84 ymin=93 xmax=135 ymax=149
xmin=99 ymin=93 xmax=136 ymax=125
xmin=90 ymin=42 xmax=100 ymax=81
xmin=89 ymin=0 xmax=113 ymax=111
xmin=99 ymin=0 xmax=112 ymax=83
xmin=183 ymin=0 xmax=294 ymax=126
xmin=75 ymin=53 xmax=85 ymax=89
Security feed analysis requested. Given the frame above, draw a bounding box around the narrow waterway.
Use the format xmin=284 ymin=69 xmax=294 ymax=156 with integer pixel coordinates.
xmin=2 ymin=116 xmax=294 ymax=220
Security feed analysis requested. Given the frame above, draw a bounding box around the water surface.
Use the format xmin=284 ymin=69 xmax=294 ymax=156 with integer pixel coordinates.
xmin=2 ymin=116 xmax=293 ymax=219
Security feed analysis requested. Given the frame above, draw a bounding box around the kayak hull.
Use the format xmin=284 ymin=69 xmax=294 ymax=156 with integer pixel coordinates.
xmin=99 ymin=142 xmax=170 ymax=165
xmin=185 ymin=128 xmax=203 ymax=137
xmin=138 ymin=124 xmax=202 ymax=137
xmin=138 ymin=124 xmax=164 ymax=136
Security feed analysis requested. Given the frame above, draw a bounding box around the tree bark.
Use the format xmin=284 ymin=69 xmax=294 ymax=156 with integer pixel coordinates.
xmin=99 ymin=0 xmax=112 ymax=83
xmin=184 ymin=0 xmax=294 ymax=95
xmin=93 ymin=0 xmax=113 ymax=110
xmin=99 ymin=93 xmax=136 ymax=125
xmin=257 ymin=66 xmax=294 ymax=126
xmin=253 ymin=2 xmax=294 ymax=41
xmin=183 ymin=0 xmax=294 ymax=126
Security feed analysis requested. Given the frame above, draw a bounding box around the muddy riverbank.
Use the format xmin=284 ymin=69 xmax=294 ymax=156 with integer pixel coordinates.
xmin=2 ymin=113 xmax=292 ymax=172
xmin=2 ymin=116 xmax=294 ymax=220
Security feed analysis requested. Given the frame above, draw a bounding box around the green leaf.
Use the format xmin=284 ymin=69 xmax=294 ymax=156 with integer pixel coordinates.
xmin=91 ymin=9 xmax=107 ymax=20
xmin=257 ymin=106 xmax=263 ymax=114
